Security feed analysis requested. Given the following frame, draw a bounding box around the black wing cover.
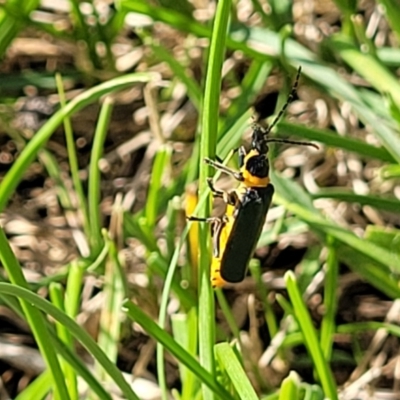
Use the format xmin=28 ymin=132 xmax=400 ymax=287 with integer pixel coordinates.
xmin=220 ymin=184 xmax=274 ymax=283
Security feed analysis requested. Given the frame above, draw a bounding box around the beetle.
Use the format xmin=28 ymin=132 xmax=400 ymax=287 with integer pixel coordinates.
xmin=188 ymin=67 xmax=318 ymax=287
xmin=213 ymin=183 xmax=275 ymax=285
xmin=188 ymin=179 xmax=274 ymax=288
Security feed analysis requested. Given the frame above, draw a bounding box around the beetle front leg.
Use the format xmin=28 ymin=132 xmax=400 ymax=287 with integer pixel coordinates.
xmin=204 ymin=158 xmax=243 ymax=182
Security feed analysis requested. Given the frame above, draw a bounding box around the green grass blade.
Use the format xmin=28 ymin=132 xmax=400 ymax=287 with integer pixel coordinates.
xmin=337 ymin=321 xmax=400 ymax=337
xmin=197 ymin=1 xmax=232 ymax=400
xmin=320 ymin=242 xmax=339 ymax=362
xmin=217 ymin=108 xmax=254 ymax=159
xmin=0 ymin=0 xmax=40 ymax=57
xmin=145 ymin=145 xmax=172 ymax=229
xmin=88 ymin=97 xmax=114 ymax=252
xmin=277 ymin=121 xmax=395 ymax=163
xmin=171 ymin=311 xmax=199 ymax=399
xmin=37 ymin=150 xmax=74 ymax=208
xmin=96 ymin=232 xmax=126 ymax=381
xmin=365 ymin=226 xmax=400 ymax=257
xmin=49 ymin=283 xmax=78 ymax=400
xmin=250 ymin=260 xmax=279 ymax=338
xmin=146 ymin=252 xmax=196 ymax=309
xmin=15 ymin=371 xmax=52 ymax=400
xmin=312 ymin=190 xmax=400 ymax=214
xmin=119 ymin=1 xmax=209 ymax=38
xmin=68 ymin=0 xmax=102 ymax=69
xmin=151 ymin=43 xmax=202 ymax=109
xmin=65 ymin=261 xmax=85 ymax=318
xmin=124 ymin=213 xmax=159 ymax=252
xmin=56 ymin=73 xmax=90 ymax=239
xmin=376 ymin=0 xmax=400 ymax=44
xmin=279 ymin=371 xmax=301 ymax=400
xmin=285 ymin=271 xmax=338 ymax=400
xmin=157 ymin=224 xmax=192 ymax=400
xmin=215 ymin=343 xmax=259 ymax=400
xmin=215 ymin=289 xmax=241 ymax=342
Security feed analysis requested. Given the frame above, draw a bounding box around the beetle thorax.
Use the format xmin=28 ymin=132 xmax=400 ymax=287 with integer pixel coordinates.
xmin=241 ymin=150 xmax=270 ymax=187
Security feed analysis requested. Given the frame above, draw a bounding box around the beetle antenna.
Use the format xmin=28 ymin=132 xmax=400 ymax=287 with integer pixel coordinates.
xmin=265 ymin=66 xmax=302 ymax=135
xmin=265 ymin=137 xmax=319 ymax=149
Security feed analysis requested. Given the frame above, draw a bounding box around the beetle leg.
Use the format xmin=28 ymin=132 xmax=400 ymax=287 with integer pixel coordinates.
xmin=206 ymin=178 xmax=224 ymax=198
xmin=204 ymin=158 xmax=244 ymax=182
xmin=186 ymin=215 xmax=218 ymax=223
xmin=211 ymin=217 xmax=224 ymax=257
xmin=211 ymin=214 xmax=231 ymax=257
xmin=207 ymin=178 xmax=240 ymax=206
xmin=187 ymin=214 xmax=226 ymax=258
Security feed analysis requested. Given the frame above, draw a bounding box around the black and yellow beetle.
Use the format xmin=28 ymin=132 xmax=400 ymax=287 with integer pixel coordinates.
xmin=210 ymin=182 xmax=275 ymax=287
xmin=188 ymin=178 xmax=275 ymax=288
xmin=188 ymin=67 xmax=318 ymax=288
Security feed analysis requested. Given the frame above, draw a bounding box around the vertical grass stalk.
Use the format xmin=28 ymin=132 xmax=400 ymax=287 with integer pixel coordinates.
xmin=197 ymin=1 xmax=232 ymax=399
